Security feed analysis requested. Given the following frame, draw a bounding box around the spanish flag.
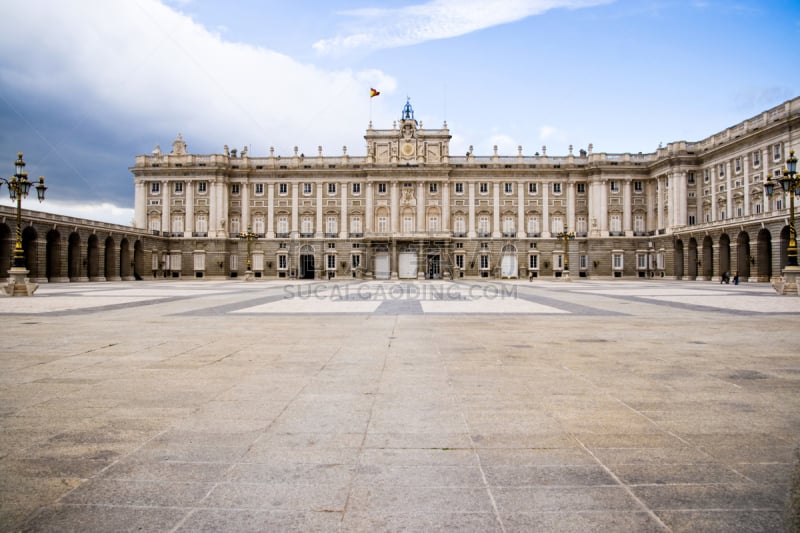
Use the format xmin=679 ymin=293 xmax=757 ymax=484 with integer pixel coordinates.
xmin=370 ymin=88 xmax=380 ymax=98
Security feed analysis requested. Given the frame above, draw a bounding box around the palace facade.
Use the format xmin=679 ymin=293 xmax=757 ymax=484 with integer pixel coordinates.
xmin=3 ymin=97 xmax=798 ymax=284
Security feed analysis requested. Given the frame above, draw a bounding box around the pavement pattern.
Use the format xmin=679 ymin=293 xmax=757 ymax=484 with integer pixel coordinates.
xmin=1 ymin=278 xmax=799 ymax=532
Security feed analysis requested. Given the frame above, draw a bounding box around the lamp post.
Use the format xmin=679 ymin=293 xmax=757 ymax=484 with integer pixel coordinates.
xmin=764 ymin=149 xmax=799 ymax=294
xmin=1 ymin=153 xmax=47 ymax=296
xmin=238 ymin=224 xmax=257 ymax=281
xmin=556 ymin=227 xmax=575 ymax=280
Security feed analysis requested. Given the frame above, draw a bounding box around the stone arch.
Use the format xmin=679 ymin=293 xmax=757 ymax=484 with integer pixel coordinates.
xmin=756 ymin=228 xmax=771 ymax=281
xmin=702 ymin=235 xmax=713 ymax=280
xmin=719 ymin=233 xmax=731 ymax=278
xmin=104 ymin=236 xmax=117 ymax=280
xmin=46 ymin=229 xmax=62 ymax=281
xmin=688 ymin=238 xmax=698 ymax=279
xmin=736 ymin=231 xmax=751 ymax=280
xmin=22 ymin=226 xmax=39 ymax=278
xmin=120 ymin=237 xmax=131 ymax=279
xmin=0 ymin=223 xmax=11 ymax=278
xmin=674 ymin=239 xmax=684 ymax=279
xmin=87 ymin=234 xmax=100 ymax=280
xmin=68 ymin=232 xmax=82 ymax=281
xmin=779 ymin=225 xmax=791 ymax=271
xmin=133 ymin=240 xmax=144 ymax=280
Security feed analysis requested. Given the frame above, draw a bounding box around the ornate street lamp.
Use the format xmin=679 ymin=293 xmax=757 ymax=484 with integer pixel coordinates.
xmin=556 ymin=227 xmax=575 ymax=278
xmin=238 ymin=224 xmax=257 ymax=280
xmin=1 ymin=153 xmax=46 ymax=296
xmin=764 ymin=149 xmax=799 ymax=293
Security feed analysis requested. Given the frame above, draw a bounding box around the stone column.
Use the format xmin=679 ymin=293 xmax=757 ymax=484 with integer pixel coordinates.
xmin=442 ymin=182 xmax=450 ymax=233
xmin=657 ymin=176 xmax=665 ymax=229
xmin=340 ymin=181 xmax=348 ymax=238
xmin=366 ymin=182 xmax=374 ymax=233
xmin=492 ymin=182 xmax=501 ymax=237
xmin=184 ymin=180 xmax=194 ymax=237
xmin=567 ymin=181 xmax=576 ymax=233
xmin=743 ymin=154 xmax=750 ymax=216
xmin=161 ymin=180 xmax=170 ymax=236
xmin=468 ymin=182 xmax=476 ymax=238
xmin=316 ymin=182 xmax=323 ymax=237
xmin=208 ymin=180 xmax=219 ymax=236
xmin=417 ymin=182 xmax=425 ymax=233
xmin=726 ymin=161 xmax=733 ymax=220
xmin=391 ymin=181 xmax=399 ymax=233
xmin=710 ymin=171 xmax=717 ymax=222
xmin=763 ymin=148 xmax=771 ymax=213
xmin=241 ymin=179 xmax=250 ymax=229
xmin=541 ymin=181 xmax=550 ymax=238
xmin=517 ymin=180 xmax=526 ymax=238
xmin=622 ymin=179 xmax=632 ymax=234
xmin=267 ymin=183 xmax=275 ymax=238
xmin=291 ymin=182 xmax=299 ymax=236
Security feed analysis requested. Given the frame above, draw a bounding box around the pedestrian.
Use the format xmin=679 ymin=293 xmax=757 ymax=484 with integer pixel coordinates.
xmin=733 ymin=272 xmax=739 ymax=285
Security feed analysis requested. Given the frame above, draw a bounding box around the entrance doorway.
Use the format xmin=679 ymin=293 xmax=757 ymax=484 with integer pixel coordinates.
xmin=374 ymin=253 xmax=390 ymax=280
xmin=427 ymin=254 xmax=440 ymax=279
xmin=398 ymin=251 xmax=417 ymax=279
xmin=299 ymin=254 xmax=315 ymax=279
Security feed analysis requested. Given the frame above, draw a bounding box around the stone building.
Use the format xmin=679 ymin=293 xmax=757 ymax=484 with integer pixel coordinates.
xmin=3 ymin=97 xmax=798 ymax=284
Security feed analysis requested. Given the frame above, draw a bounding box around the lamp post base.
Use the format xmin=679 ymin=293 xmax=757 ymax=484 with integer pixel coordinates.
xmin=771 ymin=265 xmax=800 ymax=295
xmin=3 ymin=267 xmax=39 ymax=296
xmin=243 ymin=270 xmax=255 ymax=281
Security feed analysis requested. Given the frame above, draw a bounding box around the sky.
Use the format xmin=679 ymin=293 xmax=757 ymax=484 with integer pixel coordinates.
xmin=0 ymin=0 xmax=798 ymax=225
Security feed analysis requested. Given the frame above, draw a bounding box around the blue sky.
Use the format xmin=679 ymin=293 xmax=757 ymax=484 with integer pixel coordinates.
xmin=1 ymin=0 xmax=798 ymax=224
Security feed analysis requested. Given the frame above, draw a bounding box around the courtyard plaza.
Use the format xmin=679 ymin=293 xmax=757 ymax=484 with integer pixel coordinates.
xmin=1 ymin=278 xmax=799 ymax=532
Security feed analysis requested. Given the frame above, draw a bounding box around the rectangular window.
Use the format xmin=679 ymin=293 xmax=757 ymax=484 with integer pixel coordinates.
xmin=174 ymin=182 xmax=183 ymax=193
xmin=151 ymin=182 xmax=160 ymax=194
xmin=502 ymin=216 xmax=515 ymax=235
xmin=479 ymin=183 xmax=489 ymax=194
xmin=198 ymin=182 xmax=207 ymax=193
xmin=774 ymin=143 xmax=782 ymax=161
xmin=253 ymin=216 xmax=265 ymax=235
xmin=610 ymin=214 xmax=621 ymax=233
xmin=326 ymin=216 xmax=337 ymax=234
xmin=301 ymin=216 xmax=313 ymax=234
xmin=453 ymin=216 xmax=466 ymax=235
xmin=480 ymin=255 xmax=489 ymax=270
xmin=277 ymin=216 xmax=289 ymax=235
xmin=303 ymin=183 xmax=312 ymax=195
xmin=377 ymin=216 xmax=388 ymax=233
xmin=610 ymin=181 xmax=619 ymax=192
xmin=255 ymin=183 xmax=264 ymax=195
xmin=230 ymin=183 xmax=239 ymax=195
xmin=378 ymin=183 xmax=387 ymax=194
xmin=455 ymin=183 xmax=464 ymax=194
xmin=352 ymin=183 xmax=361 ymax=194
xmin=634 ymin=180 xmax=643 ymax=192
xmin=429 ymin=183 xmax=438 ymax=193
xmin=576 ymin=216 xmax=587 ymax=235
xmin=504 ymin=183 xmax=513 ymax=194
xmin=230 ymin=217 xmax=240 ymax=235
xmin=576 ymin=183 xmax=585 ymax=193
xmin=688 ymin=173 xmax=695 ymax=185
xmin=753 ymin=151 xmax=761 ymax=167
xmin=529 ymin=255 xmax=538 ymax=269
xmin=735 ymin=157 xmax=742 ymax=173
xmin=528 ymin=183 xmax=537 ymax=194
xmin=553 ymin=183 xmax=562 ymax=194
xmin=633 ymin=214 xmax=645 ymax=233
xmin=279 ymin=183 xmax=288 ymax=195
xmin=351 ymin=254 xmax=360 ymax=270
xmin=455 ymin=254 xmax=464 ymax=270
xmin=478 ymin=216 xmax=490 ymax=235
xmin=328 ymin=183 xmax=336 ymax=194
xmin=350 ymin=216 xmax=362 ymax=234
xmin=278 ymin=255 xmax=287 ymax=270
xmin=527 ymin=217 xmax=539 ymax=235
xmin=428 ymin=216 xmax=440 ymax=232
xmin=402 ymin=216 xmax=414 ymax=233
xmin=327 ymin=255 xmax=336 ymax=270
xmin=612 ymin=253 xmax=623 ymax=270
xmin=688 ymin=214 xmax=696 ymax=225
xmin=551 ymin=216 xmax=563 ymax=234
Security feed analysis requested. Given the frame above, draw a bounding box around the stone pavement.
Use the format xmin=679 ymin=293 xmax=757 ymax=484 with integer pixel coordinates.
xmin=1 ymin=278 xmax=799 ymax=532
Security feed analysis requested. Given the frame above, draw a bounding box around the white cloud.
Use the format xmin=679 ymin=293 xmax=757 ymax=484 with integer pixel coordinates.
xmin=314 ymin=0 xmax=614 ymax=55
xmin=0 ymin=0 xmax=397 ymax=156
xmin=0 ymin=199 xmax=134 ymax=226
xmin=539 ymin=125 xmax=567 ymax=142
